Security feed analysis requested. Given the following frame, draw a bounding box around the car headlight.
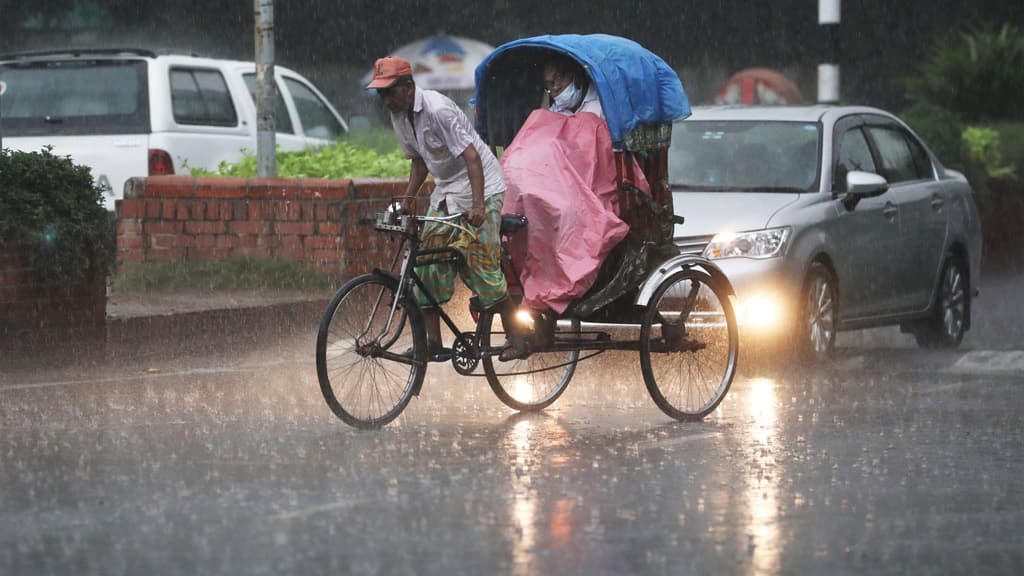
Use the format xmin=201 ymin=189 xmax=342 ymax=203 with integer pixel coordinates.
xmin=703 ymin=227 xmax=790 ymax=259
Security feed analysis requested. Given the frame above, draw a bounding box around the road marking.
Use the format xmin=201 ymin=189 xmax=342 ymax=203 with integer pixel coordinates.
xmin=636 ymin=431 xmax=720 ymax=450
xmin=829 ymin=350 xmax=1024 ymax=378
xmin=0 ymin=362 xmax=284 ymax=391
xmin=950 ymin=350 xmax=1024 ymax=375
xmin=266 ymin=499 xmax=364 ymax=521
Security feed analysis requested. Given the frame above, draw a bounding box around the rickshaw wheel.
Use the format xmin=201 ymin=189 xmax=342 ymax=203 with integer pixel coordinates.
xmin=640 ymin=269 xmax=738 ymax=420
xmin=316 ymin=273 xmax=426 ymax=429
xmin=479 ymin=311 xmax=580 ymax=412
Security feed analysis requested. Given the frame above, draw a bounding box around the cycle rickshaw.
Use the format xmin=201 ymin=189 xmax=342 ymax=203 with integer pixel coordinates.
xmin=316 ymin=34 xmax=739 ymax=429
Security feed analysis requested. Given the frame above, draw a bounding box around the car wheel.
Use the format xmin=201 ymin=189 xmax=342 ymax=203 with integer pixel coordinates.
xmin=798 ymin=261 xmax=837 ymax=360
xmin=913 ymin=254 xmax=968 ymax=349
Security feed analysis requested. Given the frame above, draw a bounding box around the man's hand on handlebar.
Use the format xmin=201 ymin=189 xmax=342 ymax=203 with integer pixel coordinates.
xmin=467 ymin=203 xmax=485 ymax=228
xmin=400 ymin=197 xmax=416 ymax=215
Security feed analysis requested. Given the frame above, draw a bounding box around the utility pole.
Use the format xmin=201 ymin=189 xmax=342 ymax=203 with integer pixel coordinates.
xmin=818 ymin=0 xmax=840 ymax=104
xmin=254 ymin=0 xmax=276 ymax=177
xmin=1 ymin=81 xmax=6 ymax=149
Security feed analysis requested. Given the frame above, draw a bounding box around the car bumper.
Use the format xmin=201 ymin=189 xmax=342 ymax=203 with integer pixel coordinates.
xmin=712 ymin=257 xmax=803 ymax=336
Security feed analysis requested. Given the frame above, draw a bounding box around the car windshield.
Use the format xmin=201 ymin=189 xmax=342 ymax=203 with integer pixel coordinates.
xmin=0 ymin=59 xmax=149 ymax=136
xmin=669 ymin=120 xmax=821 ymax=192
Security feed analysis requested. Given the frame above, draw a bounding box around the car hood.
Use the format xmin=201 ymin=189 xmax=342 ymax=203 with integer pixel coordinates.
xmin=672 ymin=191 xmax=801 ymax=238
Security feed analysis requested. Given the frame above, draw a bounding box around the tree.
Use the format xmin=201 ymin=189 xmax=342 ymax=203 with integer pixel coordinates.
xmin=907 ymin=24 xmax=1024 ymax=122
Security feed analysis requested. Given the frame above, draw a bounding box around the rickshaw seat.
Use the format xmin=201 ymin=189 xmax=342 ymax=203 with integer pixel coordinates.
xmin=500 ymin=214 xmax=528 ymax=236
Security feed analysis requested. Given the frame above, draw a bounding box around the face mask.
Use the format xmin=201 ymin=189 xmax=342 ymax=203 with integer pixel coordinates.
xmin=551 ymin=82 xmax=581 ymax=113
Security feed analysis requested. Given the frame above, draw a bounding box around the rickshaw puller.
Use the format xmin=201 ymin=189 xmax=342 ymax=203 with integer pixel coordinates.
xmin=369 ymin=55 xmax=527 ymax=362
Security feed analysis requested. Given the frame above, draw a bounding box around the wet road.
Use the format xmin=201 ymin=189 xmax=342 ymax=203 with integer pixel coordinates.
xmin=2 ymin=330 xmax=1022 ymax=575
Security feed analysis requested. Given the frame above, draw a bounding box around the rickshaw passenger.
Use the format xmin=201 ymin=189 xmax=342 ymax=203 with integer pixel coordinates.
xmin=369 ymin=55 xmax=522 ymax=362
xmin=498 ymin=63 xmax=637 ymax=318
xmin=542 ymin=54 xmax=604 ymax=120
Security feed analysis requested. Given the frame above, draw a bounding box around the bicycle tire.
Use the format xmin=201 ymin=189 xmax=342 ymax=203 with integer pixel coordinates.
xmin=481 ymin=310 xmax=579 ymax=412
xmin=316 ymin=273 xmax=426 ymax=429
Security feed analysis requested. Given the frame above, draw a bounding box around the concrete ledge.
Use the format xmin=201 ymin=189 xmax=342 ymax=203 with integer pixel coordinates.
xmin=105 ymin=297 xmax=329 ymax=362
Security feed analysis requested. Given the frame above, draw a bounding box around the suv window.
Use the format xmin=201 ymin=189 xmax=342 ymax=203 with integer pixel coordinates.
xmin=867 ymin=126 xmax=931 ymax=183
xmin=284 ymin=77 xmax=344 ymax=140
xmin=170 ymin=67 xmax=237 ymax=126
xmin=0 ymin=59 xmax=149 ymax=136
xmin=241 ymin=73 xmax=294 ymax=134
xmin=834 ymin=128 xmax=877 ymax=192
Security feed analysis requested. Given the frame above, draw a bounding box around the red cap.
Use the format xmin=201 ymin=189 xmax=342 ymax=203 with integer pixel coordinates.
xmin=367 ymin=56 xmax=413 ymax=89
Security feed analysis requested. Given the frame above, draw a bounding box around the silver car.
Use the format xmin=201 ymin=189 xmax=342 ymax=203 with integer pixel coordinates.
xmin=668 ymin=105 xmax=982 ymax=357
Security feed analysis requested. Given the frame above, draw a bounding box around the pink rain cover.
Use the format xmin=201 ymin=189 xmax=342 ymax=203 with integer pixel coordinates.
xmin=500 ymin=109 xmax=649 ymax=313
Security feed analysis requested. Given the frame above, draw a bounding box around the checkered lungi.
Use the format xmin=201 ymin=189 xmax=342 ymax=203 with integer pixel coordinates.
xmin=413 ymin=193 xmax=508 ymax=309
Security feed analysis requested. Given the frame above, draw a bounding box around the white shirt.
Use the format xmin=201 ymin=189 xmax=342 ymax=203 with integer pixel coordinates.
xmin=576 ymin=84 xmax=604 ymax=119
xmin=391 ymin=86 xmax=505 ymax=213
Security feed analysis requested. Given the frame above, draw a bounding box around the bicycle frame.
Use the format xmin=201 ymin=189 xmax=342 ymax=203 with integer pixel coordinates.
xmin=372 ymin=210 xmax=502 ymax=365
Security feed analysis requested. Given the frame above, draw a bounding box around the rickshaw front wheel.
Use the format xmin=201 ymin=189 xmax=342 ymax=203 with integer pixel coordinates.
xmin=316 ymin=273 xmax=426 ymax=429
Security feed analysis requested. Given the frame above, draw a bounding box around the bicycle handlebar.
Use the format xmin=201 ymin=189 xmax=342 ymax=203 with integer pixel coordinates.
xmin=369 ymin=209 xmax=478 ymax=240
xmin=417 ymin=212 xmax=478 ymax=240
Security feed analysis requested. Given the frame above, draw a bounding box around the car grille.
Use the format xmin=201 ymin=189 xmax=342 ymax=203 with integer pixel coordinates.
xmin=673 ymin=234 xmax=714 ymax=255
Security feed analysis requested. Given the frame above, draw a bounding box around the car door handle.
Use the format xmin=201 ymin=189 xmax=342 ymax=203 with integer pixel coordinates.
xmin=930 ymin=194 xmax=945 ymax=210
xmin=883 ymin=203 xmax=898 ymax=219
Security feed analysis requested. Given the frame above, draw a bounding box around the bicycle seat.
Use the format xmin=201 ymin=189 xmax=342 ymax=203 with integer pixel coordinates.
xmin=501 ymin=214 xmax=528 ymax=235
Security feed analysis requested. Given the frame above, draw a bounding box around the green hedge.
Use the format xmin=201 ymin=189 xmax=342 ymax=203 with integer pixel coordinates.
xmin=0 ymin=147 xmax=111 ymax=283
xmin=192 ymin=138 xmax=410 ymax=179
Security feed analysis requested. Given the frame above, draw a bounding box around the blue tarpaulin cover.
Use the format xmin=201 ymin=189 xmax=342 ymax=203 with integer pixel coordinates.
xmin=473 ymin=34 xmax=690 ymax=149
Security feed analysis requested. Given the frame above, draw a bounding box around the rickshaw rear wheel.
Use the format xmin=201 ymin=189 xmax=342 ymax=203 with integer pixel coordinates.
xmin=316 ymin=273 xmax=426 ymax=429
xmin=640 ymin=269 xmax=738 ymax=420
xmin=480 ymin=311 xmax=580 ymax=412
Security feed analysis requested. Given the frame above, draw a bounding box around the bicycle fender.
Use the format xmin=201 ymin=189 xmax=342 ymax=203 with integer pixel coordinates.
xmin=634 ymin=254 xmax=736 ymax=307
xmin=371 ymin=268 xmax=401 ymax=284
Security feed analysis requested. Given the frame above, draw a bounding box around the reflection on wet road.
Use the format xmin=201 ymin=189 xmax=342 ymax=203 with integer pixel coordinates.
xmin=2 ymin=337 xmax=1023 ymax=574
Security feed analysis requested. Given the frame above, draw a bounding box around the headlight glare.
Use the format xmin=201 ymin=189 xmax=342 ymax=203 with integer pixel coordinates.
xmin=704 ymin=227 xmax=790 ymax=259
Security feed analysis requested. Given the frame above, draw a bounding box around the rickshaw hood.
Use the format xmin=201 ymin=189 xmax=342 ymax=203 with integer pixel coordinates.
xmin=473 ymin=34 xmax=690 ymax=150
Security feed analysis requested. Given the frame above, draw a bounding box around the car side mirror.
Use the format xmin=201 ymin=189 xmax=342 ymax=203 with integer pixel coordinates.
xmin=841 ymin=170 xmax=889 ymax=210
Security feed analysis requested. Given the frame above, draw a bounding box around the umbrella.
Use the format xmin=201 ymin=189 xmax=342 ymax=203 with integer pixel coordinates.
xmin=362 ymin=35 xmax=495 ymax=92
xmin=714 ymin=68 xmax=803 ymax=105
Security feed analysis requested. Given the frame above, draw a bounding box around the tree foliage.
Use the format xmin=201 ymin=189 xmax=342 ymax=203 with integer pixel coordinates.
xmin=901 ymin=102 xmax=965 ymax=169
xmin=907 ymin=24 xmax=1024 ymax=122
xmin=963 ymin=126 xmax=1016 ymax=179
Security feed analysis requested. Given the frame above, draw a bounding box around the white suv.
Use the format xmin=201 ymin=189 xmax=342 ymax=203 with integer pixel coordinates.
xmin=0 ymin=48 xmax=349 ymax=210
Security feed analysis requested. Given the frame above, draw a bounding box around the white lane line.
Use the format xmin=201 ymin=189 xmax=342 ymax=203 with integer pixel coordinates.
xmin=266 ymin=499 xmax=364 ymax=521
xmin=833 ymin=350 xmax=1024 ymax=378
xmin=0 ymin=362 xmax=285 ymax=391
xmin=636 ymin=431 xmax=721 ymax=450
xmin=950 ymin=350 xmax=1024 ymax=375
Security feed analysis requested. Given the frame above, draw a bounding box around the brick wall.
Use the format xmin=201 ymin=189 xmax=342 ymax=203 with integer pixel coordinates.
xmin=0 ymin=245 xmax=106 ymax=360
xmin=116 ymin=176 xmax=427 ymax=280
